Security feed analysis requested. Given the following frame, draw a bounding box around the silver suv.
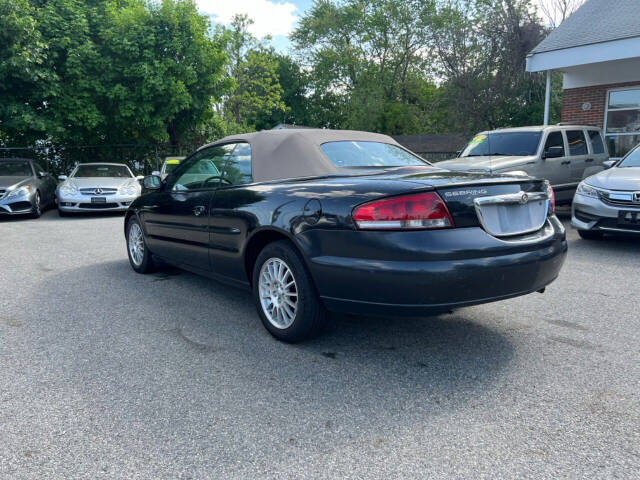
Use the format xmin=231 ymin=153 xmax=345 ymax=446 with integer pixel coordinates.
xmin=438 ymin=125 xmax=609 ymax=204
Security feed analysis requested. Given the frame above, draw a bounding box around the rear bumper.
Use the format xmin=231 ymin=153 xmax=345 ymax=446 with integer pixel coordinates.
xmin=572 ymin=193 xmax=640 ymax=235
xmin=298 ymin=216 xmax=567 ymax=316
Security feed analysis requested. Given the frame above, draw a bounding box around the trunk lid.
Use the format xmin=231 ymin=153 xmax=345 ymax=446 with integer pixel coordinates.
xmin=352 ymin=166 xmax=549 ymax=233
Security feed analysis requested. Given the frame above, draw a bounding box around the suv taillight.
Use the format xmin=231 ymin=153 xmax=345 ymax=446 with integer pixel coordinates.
xmin=352 ymin=192 xmax=454 ymax=230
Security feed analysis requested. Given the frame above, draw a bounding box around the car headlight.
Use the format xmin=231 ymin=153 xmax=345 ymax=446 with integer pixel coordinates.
xmin=576 ymin=182 xmax=599 ymax=199
xmin=118 ymin=184 xmax=140 ymax=196
xmin=6 ymin=186 xmax=31 ymax=199
xmin=59 ymin=184 xmax=78 ymax=195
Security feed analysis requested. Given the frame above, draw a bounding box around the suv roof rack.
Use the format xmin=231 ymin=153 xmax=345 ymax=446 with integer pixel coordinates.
xmin=555 ymin=123 xmax=598 ymax=127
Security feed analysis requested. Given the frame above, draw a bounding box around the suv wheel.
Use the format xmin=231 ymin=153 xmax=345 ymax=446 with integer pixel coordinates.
xmin=252 ymin=240 xmax=326 ymax=342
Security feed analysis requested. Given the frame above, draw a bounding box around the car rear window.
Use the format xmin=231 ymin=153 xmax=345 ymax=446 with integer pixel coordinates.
xmin=320 ymin=141 xmax=426 ymax=168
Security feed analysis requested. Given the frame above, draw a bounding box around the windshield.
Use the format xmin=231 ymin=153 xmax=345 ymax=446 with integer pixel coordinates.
xmin=618 ymin=145 xmax=640 ymax=167
xmin=0 ymin=161 xmax=32 ymax=177
xmin=72 ymin=164 xmax=132 ymax=178
xmin=320 ymin=141 xmax=427 ymax=168
xmin=460 ymin=132 xmax=542 ymax=157
xmin=163 ymin=161 xmax=181 ymax=174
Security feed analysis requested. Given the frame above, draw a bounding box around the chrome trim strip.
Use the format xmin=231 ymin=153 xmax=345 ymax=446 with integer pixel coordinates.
xmin=474 ymin=191 xmax=548 ymax=207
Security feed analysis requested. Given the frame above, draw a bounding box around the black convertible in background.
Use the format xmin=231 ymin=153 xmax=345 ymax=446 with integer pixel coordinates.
xmin=125 ymin=129 xmax=567 ymax=342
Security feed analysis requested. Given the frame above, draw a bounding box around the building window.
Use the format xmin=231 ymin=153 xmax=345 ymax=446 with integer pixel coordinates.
xmin=605 ymin=87 xmax=640 ymax=158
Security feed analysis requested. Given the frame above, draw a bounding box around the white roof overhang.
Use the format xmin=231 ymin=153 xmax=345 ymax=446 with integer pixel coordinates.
xmin=526 ymin=36 xmax=640 ymax=72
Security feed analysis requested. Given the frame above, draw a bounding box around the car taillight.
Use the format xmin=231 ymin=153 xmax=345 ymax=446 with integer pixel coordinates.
xmin=352 ymin=192 xmax=455 ymax=230
xmin=546 ymin=183 xmax=555 ymax=215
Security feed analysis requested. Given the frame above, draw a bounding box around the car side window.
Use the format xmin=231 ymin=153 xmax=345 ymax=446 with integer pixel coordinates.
xmin=566 ymin=130 xmax=587 ymax=156
xmin=171 ymin=145 xmax=233 ymax=191
xmin=587 ymin=130 xmax=605 ymax=154
xmin=543 ymin=131 xmax=565 ymax=158
xmin=222 ymin=143 xmax=252 ymax=186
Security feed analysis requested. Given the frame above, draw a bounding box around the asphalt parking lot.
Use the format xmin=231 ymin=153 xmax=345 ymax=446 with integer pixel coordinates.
xmin=1 ymin=208 xmax=639 ymax=479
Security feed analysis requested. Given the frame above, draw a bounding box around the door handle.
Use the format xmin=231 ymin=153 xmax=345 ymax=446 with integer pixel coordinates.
xmin=585 ymin=158 xmax=594 ymax=162
xmin=561 ymin=160 xmax=571 ymax=165
xmin=193 ymin=205 xmax=206 ymax=216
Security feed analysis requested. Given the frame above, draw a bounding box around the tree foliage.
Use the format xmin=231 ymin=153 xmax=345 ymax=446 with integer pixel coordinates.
xmin=0 ymin=0 xmax=564 ymax=164
xmin=1 ymin=0 xmax=230 ymax=148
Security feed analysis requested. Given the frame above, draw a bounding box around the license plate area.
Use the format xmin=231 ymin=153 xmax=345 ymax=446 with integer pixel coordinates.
xmin=618 ymin=210 xmax=640 ymax=226
xmin=91 ymin=197 xmax=107 ymax=203
xmin=474 ymin=191 xmax=549 ymax=237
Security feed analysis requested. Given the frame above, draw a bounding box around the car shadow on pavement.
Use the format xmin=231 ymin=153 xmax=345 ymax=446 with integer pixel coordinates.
xmin=37 ymin=257 xmax=516 ymax=420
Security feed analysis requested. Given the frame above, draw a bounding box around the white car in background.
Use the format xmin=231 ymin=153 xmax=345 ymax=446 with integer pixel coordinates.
xmin=572 ymin=144 xmax=640 ymax=239
xmin=57 ymin=163 xmax=143 ymax=216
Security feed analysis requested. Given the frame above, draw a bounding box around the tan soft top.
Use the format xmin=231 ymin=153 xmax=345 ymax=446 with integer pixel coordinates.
xmin=201 ymin=129 xmax=404 ymax=182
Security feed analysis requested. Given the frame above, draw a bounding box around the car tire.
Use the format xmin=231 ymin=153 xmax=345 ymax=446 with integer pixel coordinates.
xmin=126 ymin=216 xmax=156 ymax=273
xmin=578 ymin=229 xmax=603 ymax=240
xmin=252 ymin=240 xmax=326 ymax=343
xmin=29 ymin=191 xmax=42 ymax=218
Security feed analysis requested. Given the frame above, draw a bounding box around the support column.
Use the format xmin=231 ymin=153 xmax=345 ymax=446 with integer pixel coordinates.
xmin=544 ymin=70 xmax=552 ymax=125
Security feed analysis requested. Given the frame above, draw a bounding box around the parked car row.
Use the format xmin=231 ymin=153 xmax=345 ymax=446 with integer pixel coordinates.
xmin=2 ymin=126 xmax=638 ymax=342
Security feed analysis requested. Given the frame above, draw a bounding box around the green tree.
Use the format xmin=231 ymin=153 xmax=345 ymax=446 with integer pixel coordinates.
xmin=254 ymin=54 xmax=311 ymax=128
xmin=432 ymin=0 xmax=558 ymax=133
xmin=292 ymin=0 xmax=439 ymax=134
xmin=221 ymin=15 xmax=286 ymax=130
xmin=0 ymin=0 xmax=50 ymax=144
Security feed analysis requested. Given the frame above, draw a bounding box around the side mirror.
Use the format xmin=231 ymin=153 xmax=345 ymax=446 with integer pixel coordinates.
xmin=142 ymin=175 xmax=163 ymax=191
xmin=58 ymin=175 xmax=68 ymax=181
xmin=602 ymin=159 xmax=616 ymax=169
xmin=151 ymin=170 xmax=160 ymax=176
xmin=543 ymin=147 xmax=563 ymax=159
xmin=136 ymin=175 xmax=145 ymax=181
xmin=38 ymin=171 xmax=47 ymax=178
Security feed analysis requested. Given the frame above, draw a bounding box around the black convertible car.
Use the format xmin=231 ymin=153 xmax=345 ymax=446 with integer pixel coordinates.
xmin=125 ymin=129 xmax=567 ymax=342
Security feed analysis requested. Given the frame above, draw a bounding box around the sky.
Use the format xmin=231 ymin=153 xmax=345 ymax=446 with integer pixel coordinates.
xmin=196 ymin=0 xmax=312 ymax=52
xmin=196 ymin=0 xmax=559 ymax=53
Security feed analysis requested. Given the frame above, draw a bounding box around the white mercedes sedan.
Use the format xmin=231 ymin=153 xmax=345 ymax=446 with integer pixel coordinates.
xmin=57 ymin=163 xmax=143 ymax=215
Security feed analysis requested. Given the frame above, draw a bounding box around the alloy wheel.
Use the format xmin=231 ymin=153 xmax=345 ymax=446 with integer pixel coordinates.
xmin=258 ymin=257 xmax=299 ymax=329
xmin=128 ymin=223 xmax=145 ymax=266
xmin=34 ymin=193 xmax=41 ymax=216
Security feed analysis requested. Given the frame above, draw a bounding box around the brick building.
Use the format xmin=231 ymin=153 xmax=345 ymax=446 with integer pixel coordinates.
xmin=526 ymin=0 xmax=640 ymax=159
